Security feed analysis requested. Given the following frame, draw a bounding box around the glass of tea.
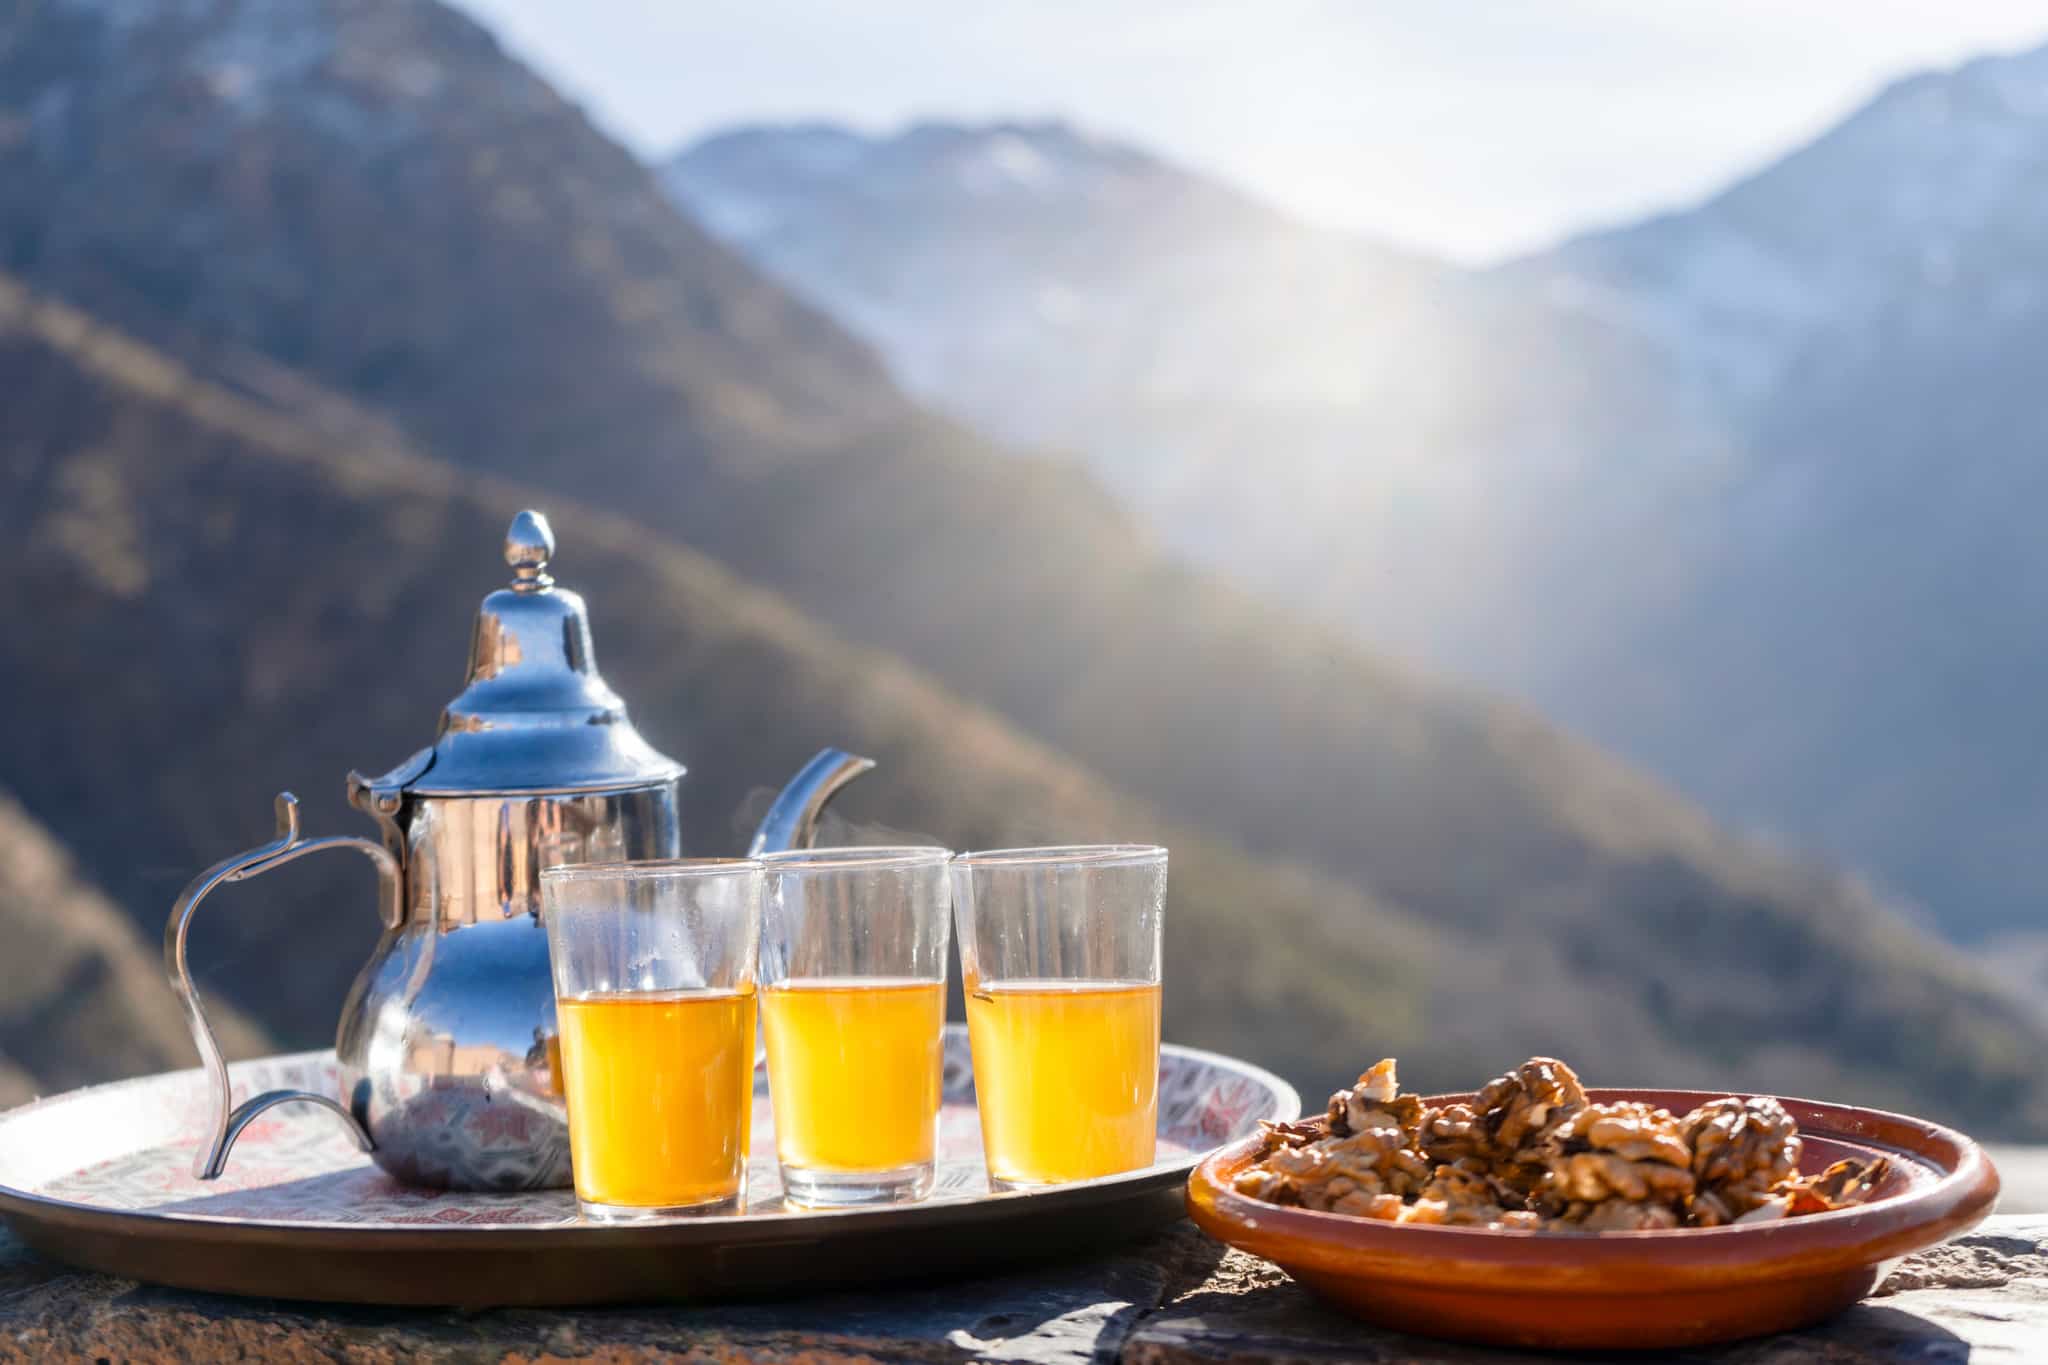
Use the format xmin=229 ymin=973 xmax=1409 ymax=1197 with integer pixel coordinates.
xmin=539 ymin=858 xmax=763 ymax=1221
xmin=951 ymin=844 xmax=1166 ymax=1189
xmin=757 ymin=846 xmax=952 ymax=1206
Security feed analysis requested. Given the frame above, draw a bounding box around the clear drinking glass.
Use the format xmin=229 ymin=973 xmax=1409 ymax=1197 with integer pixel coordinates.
xmin=951 ymin=844 xmax=1167 ymax=1190
xmin=758 ymin=846 xmax=952 ymax=1206
xmin=540 ymin=858 xmax=763 ymax=1221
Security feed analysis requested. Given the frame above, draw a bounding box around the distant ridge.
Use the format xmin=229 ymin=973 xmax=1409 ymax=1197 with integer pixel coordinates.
xmin=667 ymin=116 xmax=1442 ymax=447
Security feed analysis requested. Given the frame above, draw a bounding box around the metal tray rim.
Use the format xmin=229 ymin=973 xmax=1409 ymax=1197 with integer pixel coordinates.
xmin=0 ymin=1039 xmax=1302 ymax=1243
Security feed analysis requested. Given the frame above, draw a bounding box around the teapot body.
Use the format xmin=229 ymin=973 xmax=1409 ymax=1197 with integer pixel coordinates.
xmin=339 ymin=783 xmax=679 ymax=1190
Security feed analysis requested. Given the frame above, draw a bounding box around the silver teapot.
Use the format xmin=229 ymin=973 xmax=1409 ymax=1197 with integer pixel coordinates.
xmin=165 ymin=511 xmax=873 ymax=1191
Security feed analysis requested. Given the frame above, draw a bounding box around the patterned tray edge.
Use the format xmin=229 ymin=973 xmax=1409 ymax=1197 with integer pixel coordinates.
xmin=0 ymin=1036 xmax=1301 ymax=1235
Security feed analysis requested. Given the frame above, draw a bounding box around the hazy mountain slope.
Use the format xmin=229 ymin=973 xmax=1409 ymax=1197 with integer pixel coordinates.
xmin=0 ymin=0 xmax=893 ymax=494
xmin=0 ymin=787 xmax=270 ymax=1098
xmin=1506 ymin=41 xmax=2048 ymax=941
xmin=7 ymin=274 xmax=2048 ymax=1135
xmin=661 ymin=120 xmax=1505 ymax=673
xmin=671 ymin=50 xmax=2048 ymax=946
xmin=666 ymin=120 xmax=1444 ymax=454
xmin=660 ymin=118 xmax=1727 ymax=755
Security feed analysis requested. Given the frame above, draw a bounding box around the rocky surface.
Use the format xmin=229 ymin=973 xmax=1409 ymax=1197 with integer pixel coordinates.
xmin=0 ymin=1216 xmax=2039 ymax=1362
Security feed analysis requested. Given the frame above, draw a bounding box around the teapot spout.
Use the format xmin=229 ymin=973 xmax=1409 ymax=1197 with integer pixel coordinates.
xmin=748 ymin=749 xmax=877 ymax=856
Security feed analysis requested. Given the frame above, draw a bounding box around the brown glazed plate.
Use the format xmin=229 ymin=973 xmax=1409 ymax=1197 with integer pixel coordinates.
xmin=1187 ymin=1087 xmax=2001 ymax=1351
xmin=0 ymin=1028 xmax=1298 ymax=1307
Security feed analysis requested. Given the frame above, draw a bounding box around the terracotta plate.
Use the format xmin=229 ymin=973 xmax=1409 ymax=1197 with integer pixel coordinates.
xmin=1187 ymin=1087 xmax=2000 ymax=1351
xmin=0 ymin=1028 xmax=1297 ymax=1306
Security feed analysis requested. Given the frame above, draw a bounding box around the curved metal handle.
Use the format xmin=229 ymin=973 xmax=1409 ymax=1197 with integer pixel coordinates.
xmin=164 ymin=792 xmax=402 ymax=1180
xmin=747 ymin=749 xmax=877 ymax=856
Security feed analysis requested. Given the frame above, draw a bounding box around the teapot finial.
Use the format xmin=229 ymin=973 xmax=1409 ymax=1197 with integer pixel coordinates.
xmin=409 ymin=510 xmax=683 ymax=793
xmin=505 ymin=510 xmax=555 ymax=593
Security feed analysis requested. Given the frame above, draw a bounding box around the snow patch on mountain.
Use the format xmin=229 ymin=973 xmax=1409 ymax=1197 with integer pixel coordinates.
xmin=687 ymin=187 xmax=784 ymax=243
xmin=192 ymin=2 xmax=337 ymax=114
xmin=55 ymin=0 xmax=336 ymax=114
xmin=959 ymin=131 xmax=1055 ymax=193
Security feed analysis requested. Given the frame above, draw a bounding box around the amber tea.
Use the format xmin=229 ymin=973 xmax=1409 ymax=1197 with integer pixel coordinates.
xmin=555 ymin=988 xmax=758 ymax=1211
xmin=761 ymin=977 xmax=946 ymax=1173
xmin=965 ymin=978 xmax=1161 ymax=1185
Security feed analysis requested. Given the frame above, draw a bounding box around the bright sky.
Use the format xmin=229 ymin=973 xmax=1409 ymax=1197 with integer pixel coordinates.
xmin=453 ymin=0 xmax=2048 ymax=264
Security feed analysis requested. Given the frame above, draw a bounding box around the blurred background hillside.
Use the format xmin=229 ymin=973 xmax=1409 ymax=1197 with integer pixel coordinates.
xmin=3 ymin=0 xmax=2046 ymax=1142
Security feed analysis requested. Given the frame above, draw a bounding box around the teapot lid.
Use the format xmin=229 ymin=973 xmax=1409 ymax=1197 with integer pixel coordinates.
xmin=356 ymin=511 xmax=685 ymax=799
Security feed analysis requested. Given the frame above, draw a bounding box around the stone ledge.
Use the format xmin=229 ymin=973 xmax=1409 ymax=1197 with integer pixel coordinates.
xmin=0 ymin=1216 xmax=2039 ymax=1362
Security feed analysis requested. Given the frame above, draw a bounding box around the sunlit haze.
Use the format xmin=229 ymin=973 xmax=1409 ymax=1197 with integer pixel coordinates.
xmin=454 ymin=0 xmax=2048 ymax=262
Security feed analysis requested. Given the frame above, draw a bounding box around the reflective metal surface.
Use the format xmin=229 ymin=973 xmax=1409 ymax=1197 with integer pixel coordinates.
xmin=393 ymin=789 xmax=679 ymax=928
xmin=746 ymin=749 xmax=876 ymax=857
xmin=0 ymin=1038 xmax=1299 ymax=1307
xmin=337 ymin=910 xmax=577 ymax=1189
xmin=390 ymin=507 xmax=687 ymax=796
xmin=166 ymin=512 xmax=876 ymax=1191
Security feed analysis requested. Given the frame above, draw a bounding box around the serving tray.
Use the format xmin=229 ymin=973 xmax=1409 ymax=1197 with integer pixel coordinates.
xmin=0 ymin=1026 xmax=1297 ymax=1307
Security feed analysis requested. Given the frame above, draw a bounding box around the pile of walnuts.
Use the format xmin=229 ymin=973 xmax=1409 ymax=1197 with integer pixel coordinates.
xmin=1234 ymin=1056 xmax=1887 ymax=1232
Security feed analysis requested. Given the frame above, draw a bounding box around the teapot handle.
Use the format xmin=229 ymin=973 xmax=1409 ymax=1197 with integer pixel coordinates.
xmin=164 ymin=792 xmax=400 ymax=1180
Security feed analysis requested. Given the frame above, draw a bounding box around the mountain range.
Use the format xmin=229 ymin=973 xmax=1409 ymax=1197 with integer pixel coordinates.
xmin=3 ymin=0 xmax=2045 ymax=1134
xmin=666 ymin=42 xmax=2048 ymax=948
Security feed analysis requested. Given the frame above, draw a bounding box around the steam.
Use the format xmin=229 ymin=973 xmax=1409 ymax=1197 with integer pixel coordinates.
xmin=728 ymin=785 xmax=944 ymax=851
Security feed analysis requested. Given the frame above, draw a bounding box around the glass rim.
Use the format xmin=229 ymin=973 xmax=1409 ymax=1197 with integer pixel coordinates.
xmin=758 ymin=844 xmax=952 ymax=873
xmin=950 ymin=843 xmax=1167 ymax=870
xmin=539 ymin=856 xmax=764 ymax=884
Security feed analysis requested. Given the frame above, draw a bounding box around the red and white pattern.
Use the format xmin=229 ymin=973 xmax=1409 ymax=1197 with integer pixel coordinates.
xmin=11 ymin=1031 xmax=1295 ymax=1229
